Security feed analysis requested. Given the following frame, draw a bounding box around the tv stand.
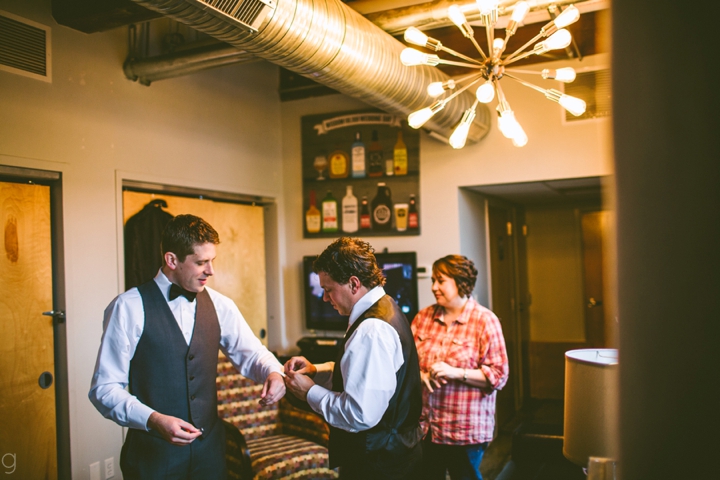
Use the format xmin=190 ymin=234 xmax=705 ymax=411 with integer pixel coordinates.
xmin=297 ymin=336 xmax=341 ymax=363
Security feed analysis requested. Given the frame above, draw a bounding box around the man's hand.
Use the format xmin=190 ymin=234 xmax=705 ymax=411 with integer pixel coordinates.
xmin=284 ymin=370 xmax=316 ymax=402
xmin=259 ymin=372 xmax=286 ymax=406
xmin=284 ymin=356 xmax=317 ymax=378
xmin=147 ymin=412 xmax=202 ymax=445
xmin=420 ymin=370 xmax=445 ymax=393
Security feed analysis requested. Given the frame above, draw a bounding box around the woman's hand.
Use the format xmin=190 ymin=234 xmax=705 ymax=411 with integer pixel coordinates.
xmin=429 ymin=361 xmax=462 ymax=382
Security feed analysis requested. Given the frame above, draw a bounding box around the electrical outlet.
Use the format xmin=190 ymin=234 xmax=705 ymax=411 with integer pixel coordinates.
xmin=90 ymin=462 xmax=100 ymax=480
xmin=104 ymin=457 xmax=114 ymax=479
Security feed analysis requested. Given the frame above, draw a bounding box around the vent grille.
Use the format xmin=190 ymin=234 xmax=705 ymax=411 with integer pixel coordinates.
xmin=563 ymin=68 xmax=611 ymax=122
xmin=187 ymin=0 xmax=275 ymax=32
xmin=0 ymin=11 xmax=50 ymax=81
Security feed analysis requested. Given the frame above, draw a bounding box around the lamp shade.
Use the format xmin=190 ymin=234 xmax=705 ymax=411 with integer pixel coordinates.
xmin=563 ymin=348 xmax=619 ymax=467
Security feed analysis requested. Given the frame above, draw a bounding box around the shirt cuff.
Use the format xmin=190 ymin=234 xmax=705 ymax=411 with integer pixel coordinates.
xmin=132 ymin=404 xmax=157 ymax=432
xmin=313 ymin=361 xmax=334 ymax=389
xmin=306 ymin=384 xmax=331 ymax=414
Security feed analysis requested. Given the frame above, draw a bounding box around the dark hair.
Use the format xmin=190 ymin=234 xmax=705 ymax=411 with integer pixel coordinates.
xmin=313 ymin=237 xmax=386 ymax=289
xmin=161 ymin=214 xmax=220 ymax=262
xmin=432 ymin=255 xmax=478 ymax=298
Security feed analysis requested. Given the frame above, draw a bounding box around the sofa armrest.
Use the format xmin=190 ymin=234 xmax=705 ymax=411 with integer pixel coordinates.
xmin=278 ymin=398 xmax=330 ymax=447
xmin=222 ymin=419 xmax=254 ymax=480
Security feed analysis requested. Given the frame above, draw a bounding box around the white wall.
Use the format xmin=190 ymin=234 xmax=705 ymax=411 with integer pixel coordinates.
xmin=280 ymin=54 xmax=614 ymax=349
xmin=0 ymin=1 xmax=283 ymax=478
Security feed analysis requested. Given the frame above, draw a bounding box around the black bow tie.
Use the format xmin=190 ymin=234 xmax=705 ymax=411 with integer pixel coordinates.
xmin=169 ymin=284 xmax=197 ymax=302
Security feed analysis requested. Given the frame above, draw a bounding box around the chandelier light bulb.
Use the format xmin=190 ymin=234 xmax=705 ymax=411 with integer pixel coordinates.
xmin=404 ymin=27 xmax=429 ymax=48
xmin=476 ymin=81 xmax=495 ymax=103
xmin=512 ymin=127 xmax=528 ymax=147
xmin=497 ymin=110 xmax=520 ymax=139
xmin=493 ymin=38 xmax=505 ymax=57
xmin=511 ymin=1 xmax=530 ymax=23
xmin=536 ymin=29 xmax=572 ymax=54
xmin=449 ymin=106 xmax=476 ymax=149
xmin=542 ymin=67 xmax=577 ymax=82
xmin=448 ymin=5 xmax=467 ymax=28
xmin=476 ymin=0 xmax=499 ymax=15
xmin=427 ymin=79 xmax=456 ymax=97
xmin=553 ymin=4 xmax=581 ymax=29
xmin=400 ymin=48 xmax=439 ymax=66
xmin=558 ymin=94 xmax=587 ymax=116
xmin=408 ymin=101 xmax=445 ymax=129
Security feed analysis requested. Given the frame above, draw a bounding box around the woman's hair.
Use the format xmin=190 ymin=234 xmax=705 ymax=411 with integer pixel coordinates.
xmin=313 ymin=237 xmax=386 ymax=289
xmin=432 ymin=255 xmax=478 ymax=298
xmin=161 ymin=214 xmax=220 ymax=262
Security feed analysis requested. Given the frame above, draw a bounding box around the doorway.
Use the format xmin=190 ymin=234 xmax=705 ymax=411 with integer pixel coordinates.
xmin=121 ymin=183 xmax=271 ymax=343
xmin=0 ymin=165 xmax=69 ymax=480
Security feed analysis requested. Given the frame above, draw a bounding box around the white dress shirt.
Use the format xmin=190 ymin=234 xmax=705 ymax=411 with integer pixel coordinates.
xmin=306 ymin=286 xmax=404 ymax=433
xmin=89 ymin=270 xmax=282 ymax=431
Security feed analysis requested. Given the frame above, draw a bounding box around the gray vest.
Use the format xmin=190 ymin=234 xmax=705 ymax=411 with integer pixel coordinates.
xmin=131 ymin=280 xmax=221 ymax=436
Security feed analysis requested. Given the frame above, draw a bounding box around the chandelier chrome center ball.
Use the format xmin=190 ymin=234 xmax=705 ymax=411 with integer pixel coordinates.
xmin=400 ymin=1 xmax=587 ymax=149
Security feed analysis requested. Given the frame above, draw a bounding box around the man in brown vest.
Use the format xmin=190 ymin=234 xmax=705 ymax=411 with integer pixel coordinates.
xmin=90 ymin=214 xmax=285 ymax=479
xmin=284 ymin=237 xmax=423 ymax=480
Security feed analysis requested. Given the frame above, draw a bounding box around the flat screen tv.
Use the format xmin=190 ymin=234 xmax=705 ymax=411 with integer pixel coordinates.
xmin=303 ymin=251 xmax=419 ymax=332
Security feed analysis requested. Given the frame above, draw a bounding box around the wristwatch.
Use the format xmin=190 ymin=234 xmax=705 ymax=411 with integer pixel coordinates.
xmin=463 ymin=369 xmax=468 ymax=382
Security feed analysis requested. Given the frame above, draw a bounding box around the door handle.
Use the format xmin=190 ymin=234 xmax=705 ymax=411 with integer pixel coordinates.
xmin=42 ymin=310 xmax=66 ymax=323
xmin=587 ymin=298 xmax=603 ymax=308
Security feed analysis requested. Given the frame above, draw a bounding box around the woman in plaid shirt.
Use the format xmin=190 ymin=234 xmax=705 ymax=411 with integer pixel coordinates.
xmin=412 ymin=255 xmax=509 ymax=480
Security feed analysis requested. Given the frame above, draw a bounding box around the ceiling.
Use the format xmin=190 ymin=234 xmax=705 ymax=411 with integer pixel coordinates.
xmin=467 ymin=176 xmax=605 ymax=205
xmin=52 ymin=0 xmax=610 ymax=101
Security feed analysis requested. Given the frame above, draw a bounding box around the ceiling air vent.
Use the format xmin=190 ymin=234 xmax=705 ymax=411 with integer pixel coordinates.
xmin=0 ymin=10 xmax=51 ymax=82
xmin=563 ymin=68 xmax=611 ymax=122
xmin=185 ymin=0 xmax=276 ymax=33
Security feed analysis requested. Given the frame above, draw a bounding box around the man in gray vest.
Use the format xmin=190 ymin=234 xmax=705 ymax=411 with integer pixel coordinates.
xmin=90 ymin=214 xmax=285 ymax=479
xmin=284 ymin=237 xmax=423 ymax=480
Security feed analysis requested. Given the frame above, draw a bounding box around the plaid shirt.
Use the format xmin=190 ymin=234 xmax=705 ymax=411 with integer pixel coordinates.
xmin=412 ymin=297 xmax=509 ymax=445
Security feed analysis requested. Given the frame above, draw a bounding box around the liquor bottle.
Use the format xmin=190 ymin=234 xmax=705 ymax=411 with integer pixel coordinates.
xmin=393 ymin=129 xmax=408 ymax=176
xmin=342 ymin=186 xmax=359 ymax=233
xmin=408 ymin=194 xmax=419 ymax=230
xmin=367 ymin=130 xmax=384 ymax=177
xmin=305 ymin=190 xmax=321 ymax=234
xmin=351 ymin=132 xmax=366 ymax=178
xmin=360 ymin=195 xmax=371 ymax=230
xmin=371 ymin=182 xmax=393 ymax=231
xmin=328 ymin=147 xmax=349 ymax=179
xmin=321 ymin=190 xmax=339 ymax=232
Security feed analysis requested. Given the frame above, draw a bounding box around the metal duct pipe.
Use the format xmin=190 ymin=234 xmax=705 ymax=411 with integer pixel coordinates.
xmin=130 ymin=0 xmax=490 ymax=144
xmin=124 ymin=41 xmax=257 ymax=85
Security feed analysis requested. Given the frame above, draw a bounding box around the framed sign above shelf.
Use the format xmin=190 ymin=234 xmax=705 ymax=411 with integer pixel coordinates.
xmin=301 ymin=109 xmax=421 ymax=238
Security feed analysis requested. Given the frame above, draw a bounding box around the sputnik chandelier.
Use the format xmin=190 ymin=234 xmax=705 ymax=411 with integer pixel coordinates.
xmin=400 ymin=1 xmax=586 ymax=148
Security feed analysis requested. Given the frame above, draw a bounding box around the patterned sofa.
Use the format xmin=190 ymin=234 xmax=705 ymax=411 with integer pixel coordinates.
xmin=217 ymin=353 xmax=338 ymax=480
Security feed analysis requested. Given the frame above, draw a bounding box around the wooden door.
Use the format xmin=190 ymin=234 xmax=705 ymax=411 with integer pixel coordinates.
xmin=123 ymin=191 xmax=269 ymax=342
xmin=488 ymin=204 xmax=520 ymax=427
xmin=581 ymin=211 xmax=609 ymax=347
xmin=0 ymin=181 xmax=57 ymax=479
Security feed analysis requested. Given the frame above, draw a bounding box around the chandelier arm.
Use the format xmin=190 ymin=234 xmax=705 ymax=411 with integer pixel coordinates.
xmin=503 ymin=31 xmax=545 ymax=64
xmin=454 ymin=71 xmax=487 ymax=85
xmin=438 ymin=46 xmax=484 ymax=65
xmin=468 ymin=36 xmax=488 ymax=61
xmin=504 ymin=68 xmax=541 ymax=75
xmin=503 ymin=73 xmax=547 ymax=95
xmin=443 ymin=75 xmax=484 ymax=103
xmin=437 ymin=59 xmax=485 ymax=69
xmin=486 ymin=27 xmax=495 ymax=62
xmin=502 ymin=48 xmax=539 ymax=66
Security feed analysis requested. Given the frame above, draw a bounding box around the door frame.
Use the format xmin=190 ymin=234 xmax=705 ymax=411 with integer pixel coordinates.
xmin=0 ymin=164 xmax=70 ymax=480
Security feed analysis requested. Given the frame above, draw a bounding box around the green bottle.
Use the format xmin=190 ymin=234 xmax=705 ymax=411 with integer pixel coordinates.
xmin=321 ymin=190 xmax=339 ymax=232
